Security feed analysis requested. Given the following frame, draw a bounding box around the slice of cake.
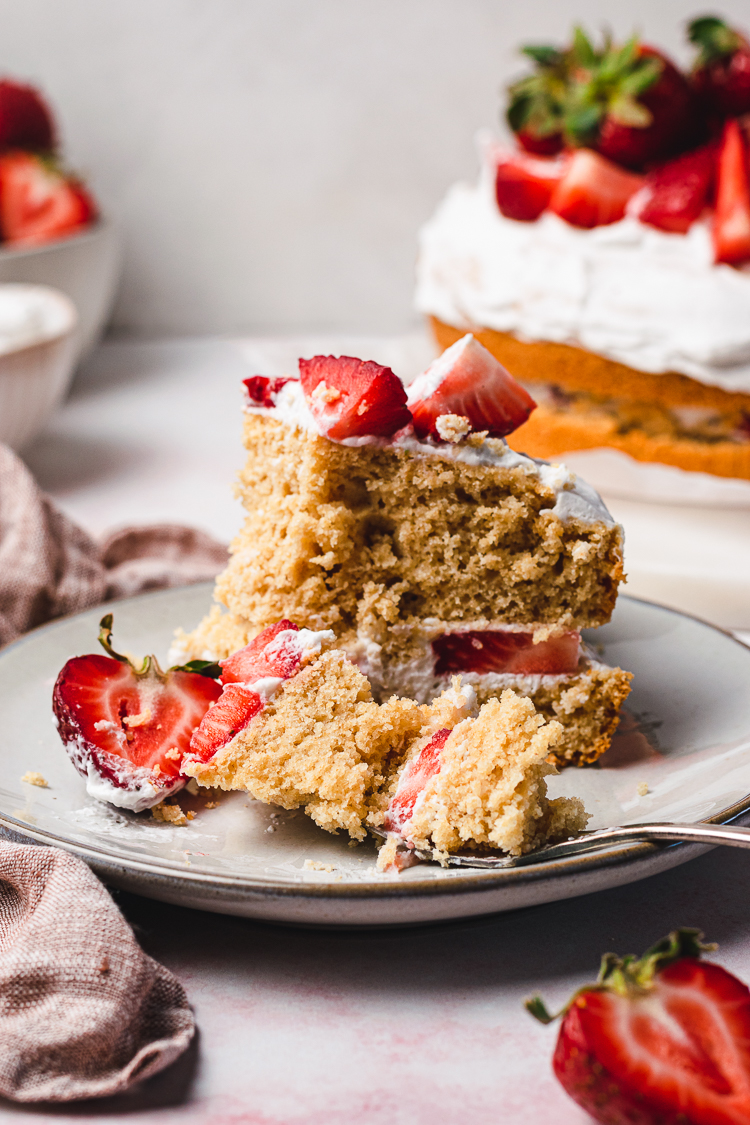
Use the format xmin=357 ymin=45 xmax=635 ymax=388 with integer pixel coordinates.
xmin=182 ymin=621 xmax=588 ymax=860
xmin=175 ymin=341 xmax=631 ymax=767
xmin=415 ymin=21 xmax=750 ymax=483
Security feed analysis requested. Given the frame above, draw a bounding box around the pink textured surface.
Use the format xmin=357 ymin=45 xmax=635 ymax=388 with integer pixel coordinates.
xmin=1 ymin=845 xmax=750 ymax=1122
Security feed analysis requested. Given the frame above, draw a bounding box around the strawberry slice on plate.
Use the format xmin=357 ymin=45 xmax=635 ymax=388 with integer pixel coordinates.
xmin=432 ymin=629 xmax=580 ymax=676
xmin=185 ymin=683 xmax=264 ymax=765
xmin=529 ymin=929 xmax=750 ymax=1125
xmin=494 ymin=149 xmax=569 ymax=222
xmin=0 ymin=151 xmax=97 ymax=247
xmin=713 ymin=118 xmax=750 ymax=266
xmin=384 ymin=728 xmax=451 ymax=837
xmin=406 ymin=333 xmax=536 ymax=440
xmin=549 ymin=149 xmax=644 ymax=228
xmin=631 ymin=143 xmax=717 ymax=234
xmin=299 ymin=354 xmax=411 ymax=441
xmin=53 ymin=615 xmax=222 ymax=813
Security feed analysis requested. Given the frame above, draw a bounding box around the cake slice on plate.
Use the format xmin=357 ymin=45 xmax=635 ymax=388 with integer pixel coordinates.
xmin=175 ymin=338 xmax=631 ymax=768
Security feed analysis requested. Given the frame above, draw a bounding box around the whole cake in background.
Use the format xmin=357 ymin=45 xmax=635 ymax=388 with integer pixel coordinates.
xmin=174 ymin=339 xmax=632 ymax=769
xmin=0 ymin=78 xmax=97 ymax=246
xmin=416 ymin=16 xmax=750 ymax=483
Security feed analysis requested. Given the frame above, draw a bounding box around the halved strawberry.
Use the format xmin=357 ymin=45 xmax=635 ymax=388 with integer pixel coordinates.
xmin=0 ymin=151 xmax=97 ymax=247
xmin=713 ymin=118 xmax=750 ymax=266
xmin=406 ymin=334 xmax=536 ymax=440
xmin=631 ymin=143 xmax=717 ymax=233
xmin=494 ymin=149 xmax=569 ymax=222
xmin=243 ymin=375 xmax=294 ymax=408
xmin=432 ymin=629 xmax=580 ymax=677
xmin=219 ymin=620 xmax=300 ymax=684
xmin=384 ymin=728 xmax=451 ymax=836
xmin=0 ymin=80 xmax=56 ymax=153
xmin=52 ymin=615 xmax=222 ymax=812
xmin=299 ymin=354 xmax=411 ymax=441
xmin=529 ymin=929 xmax=750 ymax=1125
xmin=549 ymin=149 xmax=644 ymax=228
xmin=185 ymin=683 xmax=263 ymax=765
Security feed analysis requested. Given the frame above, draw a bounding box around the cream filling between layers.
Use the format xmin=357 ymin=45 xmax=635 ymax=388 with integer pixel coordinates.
xmin=245 ymin=380 xmax=615 ymax=528
xmin=414 ymin=138 xmax=750 ymax=394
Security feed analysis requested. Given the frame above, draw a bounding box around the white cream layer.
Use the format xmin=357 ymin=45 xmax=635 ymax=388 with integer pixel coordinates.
xmin=245 ymin=379 xmax=615 ymax=527
xmin=414 ymin=152 xmax=750 ymax=394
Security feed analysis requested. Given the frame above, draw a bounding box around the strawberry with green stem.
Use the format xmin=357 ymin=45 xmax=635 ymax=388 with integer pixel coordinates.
xmin=529 ymin=929 xmax=750 ymax=1125
xmin=506 ymin=45 xmax=569 ymax=156
xmin=689 ymin=15 xmax=750 ymax=119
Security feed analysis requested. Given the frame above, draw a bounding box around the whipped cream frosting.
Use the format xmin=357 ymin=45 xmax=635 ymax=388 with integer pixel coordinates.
xmin=245 ymin=379 xmax=615 ymax=527
xmin=415 ymin=143 xmax=750 ymax=394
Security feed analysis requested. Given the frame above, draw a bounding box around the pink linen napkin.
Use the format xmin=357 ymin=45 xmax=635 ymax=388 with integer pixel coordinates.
xmin=0 ymin=441 xmax=227 ymax=647
xmin=0 ymin=441 xmax=228 ymax=1099
xmin=0 ymin=842 xmax=194 ymax=1102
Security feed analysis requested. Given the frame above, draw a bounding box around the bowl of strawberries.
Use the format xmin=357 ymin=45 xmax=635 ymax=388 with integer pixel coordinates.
xmin=0 ymin=77 xmax=119 ymax=364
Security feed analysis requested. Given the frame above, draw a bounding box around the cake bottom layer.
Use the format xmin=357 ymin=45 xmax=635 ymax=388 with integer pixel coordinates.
xmin=173 ymin=609 xmax=632 ymax=770
xmin=430 ymin=317 xmax=750 ymax=481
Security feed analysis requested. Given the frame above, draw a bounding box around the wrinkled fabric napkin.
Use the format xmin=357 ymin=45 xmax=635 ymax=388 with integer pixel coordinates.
xmin=0 ymin=440 xmax=229 ymax=1100
xmin=0 ymin=843 xmax=194 ymax=1102
xmin=0 ymin=441 xmax=227 ymax=647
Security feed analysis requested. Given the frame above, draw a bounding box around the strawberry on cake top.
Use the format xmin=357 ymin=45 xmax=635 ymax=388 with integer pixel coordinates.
xmin=416 ymin=18 xmax=750 ymax=482
xmin=174 ymin=336 xmax=631 ymax=768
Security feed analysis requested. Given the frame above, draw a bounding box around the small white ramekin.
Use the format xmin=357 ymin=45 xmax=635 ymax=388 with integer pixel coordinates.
xmin=0 ymin=284 xmax=78 ymax=452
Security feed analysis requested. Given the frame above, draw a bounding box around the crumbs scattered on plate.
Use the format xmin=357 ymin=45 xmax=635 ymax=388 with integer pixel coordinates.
xmin=20 ymin=771 xmax=48 ymax=788
xmin=637 ymin=781 xmax=650 ymax=796
xmin=304 ymin=860 xmax=335 ymax=872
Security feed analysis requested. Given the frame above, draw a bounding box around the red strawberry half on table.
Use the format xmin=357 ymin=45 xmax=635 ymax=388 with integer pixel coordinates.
xmin=0 ymin=151 xmax=97 ymax=247
xmin=528 ymin=928 xmax=750 ymax=1125
xmin=0 ymin=79 xmax=56 ymax=154
xmin=689 ymin=15 xmax=750 ymax=119
xmin=53 ymin=615 xmax=223 ymax=812
xmin=299 ymin=354 xmax=411 ymax=441
xmin=406 ymin=334 xmax=536 ymax=441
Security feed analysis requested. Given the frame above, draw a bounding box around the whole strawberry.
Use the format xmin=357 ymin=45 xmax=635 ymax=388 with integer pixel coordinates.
xmin=0 ymin=79 xmax=56 ymax=153
xmin=528 ymin=929 xmax=750 ymax=1125
xmin=689 ymin=15 xmax=750 ymax=119
xmin=506 ymin=45 xmax=568 ymax=155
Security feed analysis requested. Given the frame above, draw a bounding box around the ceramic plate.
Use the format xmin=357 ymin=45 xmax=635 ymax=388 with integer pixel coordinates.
xmin=1 ymin=585 xmax=749 ymax=928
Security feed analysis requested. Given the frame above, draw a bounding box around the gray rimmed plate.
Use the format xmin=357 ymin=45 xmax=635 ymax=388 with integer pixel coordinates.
xmin=1 ymin=585 xmax=749 ymax=927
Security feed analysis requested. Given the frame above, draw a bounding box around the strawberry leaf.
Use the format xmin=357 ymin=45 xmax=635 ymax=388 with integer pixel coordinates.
xmin=688 ymin=16 xmax=742 ymax=66
xmin=171 ymin=658 xmax=223 ymax=680
xmin=521 ymin=44 xmax=563 ymax=67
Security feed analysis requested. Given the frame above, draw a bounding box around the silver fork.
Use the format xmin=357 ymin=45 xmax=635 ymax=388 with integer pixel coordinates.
xmin=372 ymin=821 xmax=750 ymax=869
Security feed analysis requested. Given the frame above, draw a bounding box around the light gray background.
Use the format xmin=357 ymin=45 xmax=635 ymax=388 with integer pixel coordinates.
xmin=5 ymin=0 xmax=748 ymax=335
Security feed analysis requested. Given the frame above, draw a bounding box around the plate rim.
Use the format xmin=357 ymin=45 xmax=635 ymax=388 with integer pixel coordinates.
xmin=1 ymin=587 xmax=749 ymax=901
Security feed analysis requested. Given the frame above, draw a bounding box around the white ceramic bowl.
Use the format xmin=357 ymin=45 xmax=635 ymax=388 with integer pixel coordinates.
xmin=0 ymin=285 xmax=78 ymax=451
xmin=0 ymin=218 xmax=120 ymax=363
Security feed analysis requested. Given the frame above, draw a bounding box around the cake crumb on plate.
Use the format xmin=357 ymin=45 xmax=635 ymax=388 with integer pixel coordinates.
xmin=20 ymin=771 xmax=48 ymax=788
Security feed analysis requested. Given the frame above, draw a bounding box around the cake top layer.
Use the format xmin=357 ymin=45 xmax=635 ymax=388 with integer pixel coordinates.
xmin=244 ymin=367 xmax=615 ymax=529
xmin=415 ymin=139 xmax=750 ymax=395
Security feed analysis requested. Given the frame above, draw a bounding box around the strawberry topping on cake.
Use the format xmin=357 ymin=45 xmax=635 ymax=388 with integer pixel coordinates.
xmin=495 ymin=150 xmax=569 ymax=222
xmin=630 ymin=143 xmax=716 ymax=233
xmin=714 ymin=118 xmax=750 ymax=266
xmin=432 ymin=629 xmax=581 ymax=677
xmin=384 ymin=727 xmax=451 ymax=837
xmin=299 ymin=354 xmax=411 ymax=440
xmin=186 ymin=683 xmax=264 ymax=765
xmin=243 ymin=376 xmax=294 ymax=409
xmin=52 ymin=615 xmax=222 ymax=812
xmin=406 ymin=333 xmax=536 ymax=439
xmin=548 ymin=150 xmax=644 ymax=229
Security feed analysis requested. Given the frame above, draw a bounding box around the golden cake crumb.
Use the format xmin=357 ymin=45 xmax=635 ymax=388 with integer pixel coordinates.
xmin=152 ymin=803 xmax=188 ymax=826
xmin=20 ymin=771 xmax=48 ymax=788
xmin=637 ymin=781 xmax=650 ymax=796
xmin=303 ymin=860 xmax=336 ymax=872
xmin=435 ymin=413 xmax=471 ymax=442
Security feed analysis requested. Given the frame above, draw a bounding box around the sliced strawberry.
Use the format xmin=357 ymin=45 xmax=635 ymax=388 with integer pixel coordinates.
xmin=299 ymin=354 xmax=411 ymax=441
xmin=0 ymin=151 xmax=97 ymax=247
xmin=549 ymin=149 xmax=644 ymax=228
xmin=219 ymin=620 xmax=300 ymax=684
xmin=243 ymin=375 xmax=294 ymax=408
xmin=384 ymin=728 xmax=451 ymax=836
xmin=0 ymin=80 xmax=56 ymax=153
xmin=406 ymin=334 xmax=536 ymax=440
xmin=494 ymin=150 xmax=569 ymax=222
xmin=631 ymin=143 xmax=717 ymax=234
xmin=432 ymin=629 xmax=580 ymax=677
xmin=529 ymin=929 xmax=750 ymax=1125
xmin=52 ymin=615 xmax=222 ymax=812
xmin=185 ymin=683 xmax=263 ymax=765
xmin=713 ymin=119 xmax=750 ymax=266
